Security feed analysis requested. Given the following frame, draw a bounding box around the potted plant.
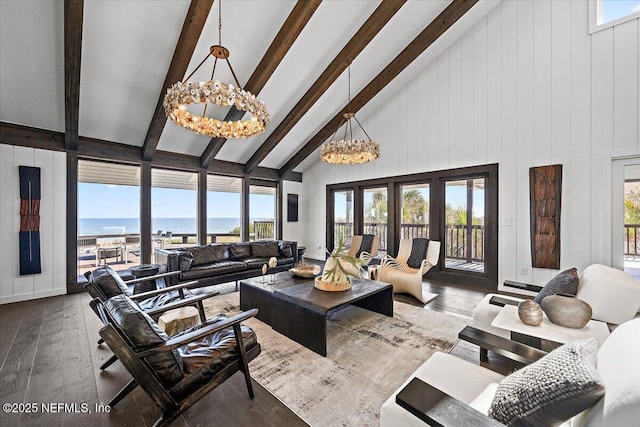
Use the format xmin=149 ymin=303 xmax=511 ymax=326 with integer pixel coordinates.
xmin=315 ymin=237 xmax=367 ymax=291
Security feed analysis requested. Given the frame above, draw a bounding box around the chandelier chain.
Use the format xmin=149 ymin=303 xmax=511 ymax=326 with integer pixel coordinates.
xmin=218 ymin=0 xmax=222 ymax=45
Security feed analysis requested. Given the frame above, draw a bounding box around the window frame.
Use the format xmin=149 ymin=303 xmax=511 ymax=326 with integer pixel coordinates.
xmin=589 ymin=0 xmax=640 ymax=34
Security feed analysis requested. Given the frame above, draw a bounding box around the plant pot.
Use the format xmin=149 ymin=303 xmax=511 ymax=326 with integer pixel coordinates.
xmin=314 ymin=276 xmax=351 ymax=291
xmin=518 ymin=300 xmax=543 ymax=326
xmin=541 ymin=294 xmax=592 ymax=329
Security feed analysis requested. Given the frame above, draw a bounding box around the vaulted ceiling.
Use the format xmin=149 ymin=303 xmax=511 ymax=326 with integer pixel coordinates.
xmin=0 ymin=0 xmax=500 ymax=179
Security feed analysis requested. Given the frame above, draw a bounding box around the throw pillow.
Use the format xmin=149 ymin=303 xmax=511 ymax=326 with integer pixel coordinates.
xmin=279 ymin=242 xmax=293 ymax=258
xmin=229 ymin=243 xmax=251 ymax=259
xmin=177 ymin=251 xmax=193 ymax=272
xmin=533 ymin=267 xmax=579 ymax=304
xmin=488 ymin=338 xmax=605 ymax=426
xmin=406 ymin=238 xmax=430 ymax=269
xmin=189 ymin=245 xmax=216 ymax=266
xmin=104 ymin=295 xmax=184 ymax=388
xmin=90 ymin=265 xmax=131 ymax=298
xmin=211 ymin=244 xmax=230 ymax=261
xmin=252 ymin=241 xmax=280 ymax=257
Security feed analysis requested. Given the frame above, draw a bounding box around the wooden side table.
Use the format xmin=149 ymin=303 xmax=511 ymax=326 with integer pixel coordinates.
xmin=158 ymin=306 xmax=201 ymax=336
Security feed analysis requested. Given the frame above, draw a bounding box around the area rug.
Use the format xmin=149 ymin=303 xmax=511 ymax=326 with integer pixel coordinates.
xmin=203 ymin=292 xmax=469 ymax=427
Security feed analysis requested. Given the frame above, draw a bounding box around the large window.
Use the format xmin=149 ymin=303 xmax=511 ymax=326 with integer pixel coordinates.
xmin=152 ymin=168 xmax=197 ymax=251
xmin=362 ymin=187 xmax=388 ymax=254
xmin=590 ymin=0 xmax=640 ymax=33
xmin=207 ymin=174 xmax=242 ymax=243
xmin=77 ymin=160 xmax=140 ymax=276
xmin=249 ymin=183 xmax=277 ymax=241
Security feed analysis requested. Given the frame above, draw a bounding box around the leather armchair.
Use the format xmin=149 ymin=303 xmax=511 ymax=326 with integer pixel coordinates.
xmin=85 ymin=265 xmax=219 ymax=371
xmin=92 ymin=294 xmax=261 ymax=426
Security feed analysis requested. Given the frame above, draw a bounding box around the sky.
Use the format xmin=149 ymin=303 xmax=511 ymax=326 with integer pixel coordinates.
xmin=603 ymin=0 xmax=640 ymax=23
xmin=78 ymin=183 xmax=275 ymax=218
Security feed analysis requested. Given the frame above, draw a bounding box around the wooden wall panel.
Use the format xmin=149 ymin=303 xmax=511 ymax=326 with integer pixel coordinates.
xmin=533 ymin=0 xmax=552 ymax=166
xmin=0 ymin=145 xmax=14 ymax=298
xmin=52 ymin=151 xmax=67 ymax=296
xmin=473 ymin=17 xmax=488 ymax=166
xmin=529 ymin=165 xmax=562 ymax=269
xmin=0 ymin=146 xmax=66 ymax=304
xmin=613 ymin=20 xmax=638 ymax=152
xmin=500 ymin=0 xmax=518 ymax=286
xmin=34 ymin=150 xmax=52 ymax=292
xmin=11 ymin=147 xmax=35 ymax=295
xmin=448 ymin=41 xmax=462 ymax=169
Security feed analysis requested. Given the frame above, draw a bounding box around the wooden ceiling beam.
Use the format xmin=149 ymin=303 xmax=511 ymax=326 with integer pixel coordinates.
xmin=141 ymin=0 xmax=215 ymax=162
xmin=279 ymin=0 xmax=478 ymax=176
xmin=243 ymin=0 xmax=407 ymax=175
xmin=199 ymin=0 xmax=322 ymax=168
xmin=64 ymin=0 xmax=84 ymax=151
xmin=0 ymin=122 xmax=301 ymax=182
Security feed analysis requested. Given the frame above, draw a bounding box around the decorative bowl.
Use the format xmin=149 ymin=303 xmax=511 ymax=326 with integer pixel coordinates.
xmin=314 ymin=276 xmax=351 ymax=292
xmin=289 ymin=265 xmax=321 ymax=278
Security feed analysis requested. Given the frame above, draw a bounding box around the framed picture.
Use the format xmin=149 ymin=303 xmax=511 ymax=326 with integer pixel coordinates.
xmin=287 ymin=193 xmax=298 ymax=222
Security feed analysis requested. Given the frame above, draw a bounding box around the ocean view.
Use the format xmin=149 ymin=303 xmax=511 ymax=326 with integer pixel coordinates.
xmin=78 ymin=217 xmax=272 ymax=236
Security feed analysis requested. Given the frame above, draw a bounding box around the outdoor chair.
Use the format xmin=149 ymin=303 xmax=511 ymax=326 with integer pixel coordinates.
xmin=85 ymin=265 xmax=219 ymax=370
xmin=378 ymin=238 xmax=441 ymax=303
xmin=91 ymin=294 xmax=261 ymax=426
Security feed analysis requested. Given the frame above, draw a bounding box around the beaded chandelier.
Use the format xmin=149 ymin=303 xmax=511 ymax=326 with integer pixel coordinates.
xmin=320 ymin=63 xmax=379 ymax=165
xmin=164 ymin=1 xmax=269 ymax=139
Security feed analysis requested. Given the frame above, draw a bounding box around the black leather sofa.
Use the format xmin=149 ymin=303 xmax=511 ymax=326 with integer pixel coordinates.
xmin=156 ymin=240 xmax=298 ymax=288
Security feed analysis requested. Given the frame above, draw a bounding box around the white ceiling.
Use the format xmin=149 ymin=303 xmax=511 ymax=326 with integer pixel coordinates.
xmin=0 ymin=0 xmax=501 ymax=175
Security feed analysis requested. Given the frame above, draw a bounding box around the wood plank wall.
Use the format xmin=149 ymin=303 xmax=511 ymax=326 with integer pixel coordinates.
xmin=301 ymin=0 xmax=640 ymax=292
xmin=0 ymin=146 xmax=67 ymax=304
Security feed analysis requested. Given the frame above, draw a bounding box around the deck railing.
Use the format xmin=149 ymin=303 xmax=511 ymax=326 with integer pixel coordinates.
xmin=333 ymin=222 xmax=485 ymax=261
xmin=625 ymin=224 xmax=640 ymax=257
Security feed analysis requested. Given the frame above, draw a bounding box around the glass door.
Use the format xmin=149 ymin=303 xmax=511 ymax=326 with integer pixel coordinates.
xmin=362 ymin=187 xmax=388 ymax=255
xmin=332 ymin=190 xmax=354 ymax=249
xmin=249 ymin=184 xmax=276 ymax=241
xmin=444 ymin=178 xmax=485 ymax=272
xmin=399 ymin=183 xmax=430 ymax=240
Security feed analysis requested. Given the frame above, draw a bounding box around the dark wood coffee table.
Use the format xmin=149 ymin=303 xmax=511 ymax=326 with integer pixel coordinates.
xmin=240 ymin=272 xmax=393 ymax=356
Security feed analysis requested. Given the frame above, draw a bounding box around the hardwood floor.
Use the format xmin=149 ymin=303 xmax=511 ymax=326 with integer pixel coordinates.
xmin=0 ymin=278 xmax=518 ymax=426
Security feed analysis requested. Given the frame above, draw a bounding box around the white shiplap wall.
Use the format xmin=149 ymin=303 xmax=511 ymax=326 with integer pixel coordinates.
xmin=0 ymin=145 xmax=67 ymax=304
xmin=301 ymin=0 xmax=640 ymax=292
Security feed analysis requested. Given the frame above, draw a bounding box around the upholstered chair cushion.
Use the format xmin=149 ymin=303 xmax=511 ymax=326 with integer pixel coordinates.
xmin=356 ymin=234 xmax=375 ymax=257
xmin=90 ymin=265 xmax=131 ymax=298
xmin=190 ymin=245 xmax=216 ymax=266
xmin=251 ymin=241 xmax=280 ymax=258
xmin=488 ymin=338 xmax=604 ymax=426
xmin=211 ymin=244 xmax=230 ymax=262
xmin=407 ymin=238 xmax=429 ymax=269
xmin=136 ymin=289 xmax=196 ymax=312
xmin=279 ymin=242 xmax=293 ymax=258
xmin=229 ymin=243 xmax=252 ymax=259
xmin=177 ymin=251 xmax=194 ymax=272
xmin=533 ymin=268 xmax=579 ymax=304
xmin=104 ymin=295 xmax=184 ymax=388
xmin=169 ymin=315 xmax=258 ymax=401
